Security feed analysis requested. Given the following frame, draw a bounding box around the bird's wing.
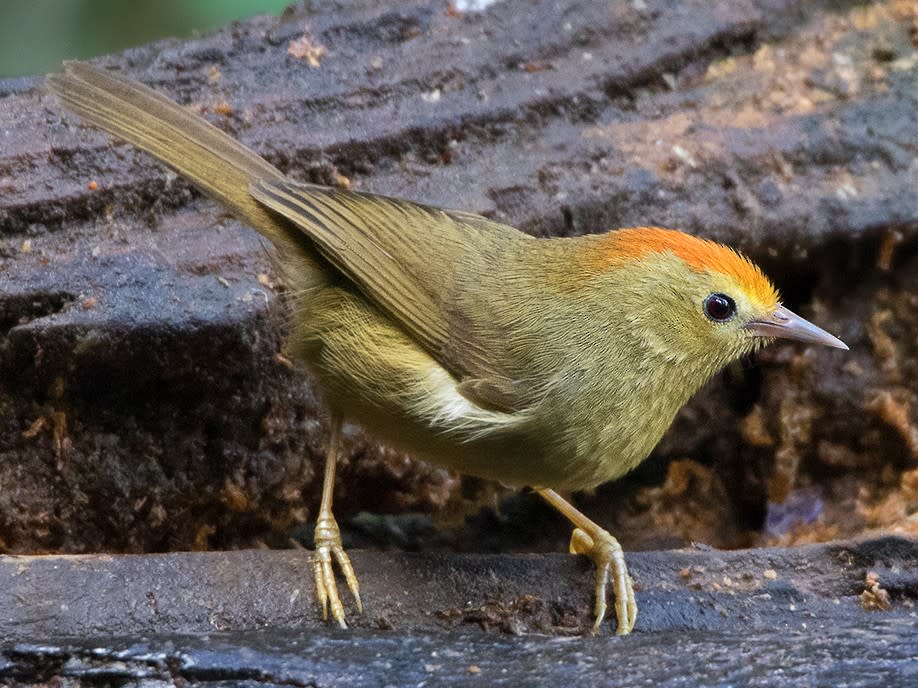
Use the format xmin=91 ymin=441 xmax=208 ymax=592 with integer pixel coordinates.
xmin=250 ymin=179 xmax=532 ymax=412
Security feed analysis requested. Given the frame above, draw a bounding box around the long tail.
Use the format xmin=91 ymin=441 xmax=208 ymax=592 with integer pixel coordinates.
xmin=47 ymin=61 xmax=312 ymax=257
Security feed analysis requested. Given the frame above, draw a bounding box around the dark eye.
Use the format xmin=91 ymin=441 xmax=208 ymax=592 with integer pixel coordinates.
xmin=703 ymin=293 xmax=736 ymax=322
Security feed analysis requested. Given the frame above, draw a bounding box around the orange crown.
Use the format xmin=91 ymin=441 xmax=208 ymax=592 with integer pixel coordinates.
xmin=600 ymin=227 xmax=779 ymax=307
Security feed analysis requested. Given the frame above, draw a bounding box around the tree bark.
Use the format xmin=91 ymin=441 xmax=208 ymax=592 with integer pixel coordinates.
xmin=0 ymin=0 xmax=915 ymax=554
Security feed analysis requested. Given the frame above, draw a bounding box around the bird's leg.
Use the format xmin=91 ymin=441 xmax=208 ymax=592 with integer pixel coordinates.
xmin=312 ymin=415 xmax=361 ymax=628
xmin=538 ymin=488 xmax=637 ymax=635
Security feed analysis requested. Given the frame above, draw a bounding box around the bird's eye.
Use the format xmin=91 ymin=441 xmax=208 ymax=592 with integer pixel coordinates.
xmin=703 ymin=293 xmax=737 ymax=322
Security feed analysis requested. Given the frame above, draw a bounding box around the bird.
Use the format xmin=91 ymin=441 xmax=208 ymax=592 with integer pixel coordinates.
xmin=47 ymin=61 xmax=848 ymax=635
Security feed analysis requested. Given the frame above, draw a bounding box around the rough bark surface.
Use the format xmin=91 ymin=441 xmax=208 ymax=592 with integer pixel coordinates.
xmin=1 ymin=537 xmax=917 ymax=685
xmin=0 ymin=0 xmax=916 ymax=555
xmin=3 ymin=535 xmax=917 ymax=638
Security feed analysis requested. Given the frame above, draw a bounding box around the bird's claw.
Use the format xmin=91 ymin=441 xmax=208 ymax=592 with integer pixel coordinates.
xmin=569 ymin=527 xmax=637 ymax=635
xmin=313 ymin=513 xmax=362 ymax=628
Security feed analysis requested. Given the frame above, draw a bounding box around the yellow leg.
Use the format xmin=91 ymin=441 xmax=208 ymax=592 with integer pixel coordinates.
xmin=538 ymin=488 xmax=637 ymax=635
xmin=312 ymin=415 xmax=362 ymax=628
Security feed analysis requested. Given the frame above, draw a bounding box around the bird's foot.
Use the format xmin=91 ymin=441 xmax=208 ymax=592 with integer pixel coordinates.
xmin=569 ymin=526 xmax=637 ymax=635
xmin=313 ymin=512 xmax=362 ymax=628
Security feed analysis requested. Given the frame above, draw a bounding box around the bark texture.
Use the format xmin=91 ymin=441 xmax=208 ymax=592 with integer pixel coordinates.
xmin=0 ymin=0 xmax=916 ymax=554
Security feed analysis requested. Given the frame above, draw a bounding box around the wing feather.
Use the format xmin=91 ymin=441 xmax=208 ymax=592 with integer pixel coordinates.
xmin=250 ymin=179 xmax=531 ymax=412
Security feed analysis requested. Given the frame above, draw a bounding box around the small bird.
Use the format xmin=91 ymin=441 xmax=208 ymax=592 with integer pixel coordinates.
xmin=48 ymin=62 xmax=847 ymax=635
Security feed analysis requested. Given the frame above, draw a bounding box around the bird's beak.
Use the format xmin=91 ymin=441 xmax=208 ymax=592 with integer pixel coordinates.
xmin=746 ymin=304 xmax=848 ymax=350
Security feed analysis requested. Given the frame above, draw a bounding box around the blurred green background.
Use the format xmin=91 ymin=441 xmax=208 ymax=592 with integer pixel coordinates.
xmin=0 ymin=0 xmax=292 ymax=78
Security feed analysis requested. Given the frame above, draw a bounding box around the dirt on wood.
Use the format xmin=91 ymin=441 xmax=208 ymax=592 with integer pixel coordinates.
xmin=0 ymin=0 xmax=915 ymax=557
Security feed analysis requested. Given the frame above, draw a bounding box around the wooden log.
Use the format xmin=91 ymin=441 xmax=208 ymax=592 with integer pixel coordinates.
xmin=0 ymin=0 xmax=915 ymax=554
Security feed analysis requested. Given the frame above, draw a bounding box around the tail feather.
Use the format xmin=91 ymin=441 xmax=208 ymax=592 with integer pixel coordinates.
xmin=47 ymin=62 xmax=302 ymax=252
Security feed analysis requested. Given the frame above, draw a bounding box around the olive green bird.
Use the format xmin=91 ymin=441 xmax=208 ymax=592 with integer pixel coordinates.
xmin=48 ymin=62 xmax=847 ymax=635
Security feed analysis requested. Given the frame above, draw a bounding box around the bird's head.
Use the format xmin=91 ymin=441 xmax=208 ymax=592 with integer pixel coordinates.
xmin=593 ymin=227 xmax=847 ymax=375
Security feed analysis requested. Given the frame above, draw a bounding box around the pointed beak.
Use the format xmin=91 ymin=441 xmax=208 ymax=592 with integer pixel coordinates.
xmin=745 ymin=305 xmax=849 ymax=350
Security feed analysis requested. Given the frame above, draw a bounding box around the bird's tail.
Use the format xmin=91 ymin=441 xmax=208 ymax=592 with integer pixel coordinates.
xmin=47 ymin=61 xmax=307 ymax=255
